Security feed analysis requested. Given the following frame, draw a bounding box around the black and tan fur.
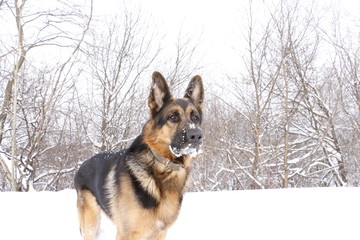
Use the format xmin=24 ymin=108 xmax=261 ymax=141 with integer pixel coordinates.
xmin=74 ymin=72 xmax=204 ymax=240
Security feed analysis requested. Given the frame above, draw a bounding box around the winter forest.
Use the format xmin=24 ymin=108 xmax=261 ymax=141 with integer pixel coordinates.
xmin=0 ymin=0 xmax=359 ymax=192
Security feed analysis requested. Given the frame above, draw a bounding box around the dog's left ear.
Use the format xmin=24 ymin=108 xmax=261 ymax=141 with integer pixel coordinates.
xmin=184 ymin=75 xmax=204 ymax=112
xmin=148 ymin=72 xmax=172 ymax=118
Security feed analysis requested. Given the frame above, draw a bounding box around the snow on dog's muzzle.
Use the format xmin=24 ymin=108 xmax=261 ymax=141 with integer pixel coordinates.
xmin=170 ymin=128 xmax=203 ymax=158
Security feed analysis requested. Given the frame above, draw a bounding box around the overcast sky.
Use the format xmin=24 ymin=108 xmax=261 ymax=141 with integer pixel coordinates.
xmin=3 ymin=0 xmax=357 ymax=83
xmin=91 ymin=0 xmax=359 ymax=82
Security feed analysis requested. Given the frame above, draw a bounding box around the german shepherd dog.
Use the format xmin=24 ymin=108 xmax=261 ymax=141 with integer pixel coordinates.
xmin=74 ymin=72 xmax=204 ymax=240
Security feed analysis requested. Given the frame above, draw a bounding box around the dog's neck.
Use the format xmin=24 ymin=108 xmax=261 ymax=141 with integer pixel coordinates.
xmin=149 ymin=147 xmax=186 ymax=171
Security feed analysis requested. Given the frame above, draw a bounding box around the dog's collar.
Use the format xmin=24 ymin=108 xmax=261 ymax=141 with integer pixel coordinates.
xmin=149 ymin=147 xmax=185 ymax=171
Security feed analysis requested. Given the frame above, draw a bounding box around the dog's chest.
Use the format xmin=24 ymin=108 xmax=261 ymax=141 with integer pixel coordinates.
xmin=156 ymin=189 xmax=182 ymax=223
xmin=143 ymin=193 xmax=181 ymax=239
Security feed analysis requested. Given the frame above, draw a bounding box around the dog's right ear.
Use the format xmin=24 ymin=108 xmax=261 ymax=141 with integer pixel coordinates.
xmin=148 ymin=72 xmax=171 ymax=117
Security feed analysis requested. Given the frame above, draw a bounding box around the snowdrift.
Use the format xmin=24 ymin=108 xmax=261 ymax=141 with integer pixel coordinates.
xmin=0 ymin=187 xmax=358 ymax=240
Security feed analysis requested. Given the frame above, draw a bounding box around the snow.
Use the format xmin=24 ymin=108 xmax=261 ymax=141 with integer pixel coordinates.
xmin=0 ymin=188 xmax=359 ymax=240
xmin=169 ymin=144 xmax=202 ymax=158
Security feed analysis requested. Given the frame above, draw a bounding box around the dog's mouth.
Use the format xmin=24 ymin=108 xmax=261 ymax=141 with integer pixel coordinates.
xmin=169 ymin=143 xmax=203 ymax=158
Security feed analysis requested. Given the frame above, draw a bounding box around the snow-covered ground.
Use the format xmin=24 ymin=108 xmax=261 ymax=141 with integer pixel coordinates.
xmin=0 ymin=187 xmax=359 ymax=240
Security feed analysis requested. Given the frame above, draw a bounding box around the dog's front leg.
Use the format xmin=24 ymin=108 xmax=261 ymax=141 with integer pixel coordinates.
xmin=157 ymin=231 xmax=167 ymax=240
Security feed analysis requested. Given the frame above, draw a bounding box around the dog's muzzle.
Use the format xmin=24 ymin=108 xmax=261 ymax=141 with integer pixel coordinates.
xmin=170 ymin=128 xmax=203 ymax=158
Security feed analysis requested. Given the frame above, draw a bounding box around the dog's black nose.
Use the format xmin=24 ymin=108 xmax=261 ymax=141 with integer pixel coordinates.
xmin=186 ymin=129 xmax=203 ymax=143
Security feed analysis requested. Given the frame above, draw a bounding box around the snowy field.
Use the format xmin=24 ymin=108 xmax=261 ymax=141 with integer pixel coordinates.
xmin=0 ymin=187 xmax=359 ymax=240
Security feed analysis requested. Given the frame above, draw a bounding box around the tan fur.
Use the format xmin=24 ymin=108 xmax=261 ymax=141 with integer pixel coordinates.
xmin=103 ymin=167 xmax=188 ymax=240
xmin=143 ymin=120 xmax=175 ymax=160
xmin=77 ymin=190 xmax=101 ymax=240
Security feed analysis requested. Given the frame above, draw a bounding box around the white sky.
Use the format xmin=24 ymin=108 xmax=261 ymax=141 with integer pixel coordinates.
xmin=2 ymin=0 xmax=358 ymax=83
xmin=92 ymin=0 xmax=359 ymax=82
xmin=93 ymin=0 xmax=244 ymax=79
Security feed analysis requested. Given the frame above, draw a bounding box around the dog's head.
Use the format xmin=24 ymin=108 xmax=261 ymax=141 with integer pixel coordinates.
xmin=144 ymin=72 xmax=204 ymax=162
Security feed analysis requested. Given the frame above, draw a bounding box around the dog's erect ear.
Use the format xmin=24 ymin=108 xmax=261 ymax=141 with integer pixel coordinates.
xmin=184 ymin=75 xmax=204 ymax=112
xmin=148 ymin=72 xmax=171 ymax=117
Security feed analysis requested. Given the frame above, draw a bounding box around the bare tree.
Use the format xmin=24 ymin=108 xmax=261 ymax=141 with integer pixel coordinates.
xmin=163 ymin=30 xmax=203 ymax=95
xmin=78 ymin=9 xmax=159 ymax=153
xmin=324 ymin=24 xmax=360 ymax=186
xmin=0 ymin=0 xmax=93 ymax=191
xmin=215 ymin=0 xmax=279 ymax=190
xmin=197 ymin=0 xmax=350 ymax=191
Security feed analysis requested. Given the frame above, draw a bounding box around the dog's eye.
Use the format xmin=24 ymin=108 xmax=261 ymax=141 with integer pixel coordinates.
xmin=191 ymin=111 xmax=200 ymax=123
xmin=168 ymin=114 xmax=179 ymax=122
xmin=191 ymin=115 xmax=199 ymax=123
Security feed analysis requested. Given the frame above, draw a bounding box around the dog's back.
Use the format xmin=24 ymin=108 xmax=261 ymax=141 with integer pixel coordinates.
xmin=74 ymin=150 xmax=126 ymax=217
